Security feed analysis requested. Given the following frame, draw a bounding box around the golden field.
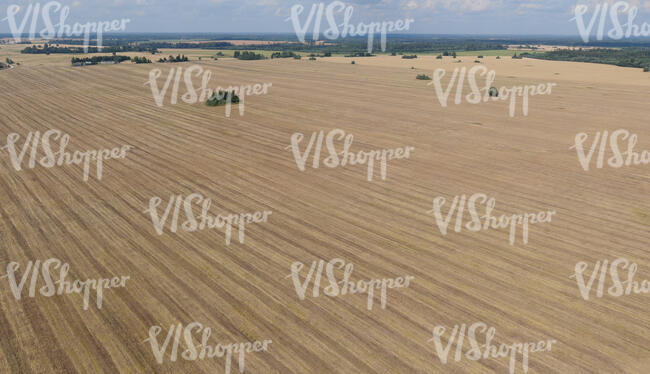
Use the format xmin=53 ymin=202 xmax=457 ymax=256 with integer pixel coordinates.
xmin=0 ymin=45 xmax=649 ymax=373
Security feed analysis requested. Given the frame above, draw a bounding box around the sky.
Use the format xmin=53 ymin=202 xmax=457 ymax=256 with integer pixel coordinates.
xmin=2 ymin=0 xmax=650 ymax=36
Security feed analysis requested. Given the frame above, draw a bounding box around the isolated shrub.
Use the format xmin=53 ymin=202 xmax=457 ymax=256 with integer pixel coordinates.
xmin=6 ymin=57 xmax=14 ymax=64
xmin=477 ymin=55 xmax=484 ymax=59
xmin=206 ymin=90 xmax=240 ymax=106
xmin=294 ymin=55 xmax=302 ymax=59
xmin=452 ymin=52 xmax=457 ymax=58
xmin=309 ymin=57 xmax=316 ymax=60
xmin=416 ymin=74 xmax=431 ymax=80
xmin=496 ymin=56 xmax=501 ymax=59
xmin=436 ymin=55 xmax=443 ymax=59
xmin=351 ymin=60 xmax=355 ymax=64
xmin=474 ymin=60 xmax=481 ymax=63
xmin=402 ymin=54 xmax=417 ymax=59
xmin=488 ymin=87 xmax=499 ymax=97
xmin=391 ymin=52 xmax=396 ymax=56
xmin=644 ymin=67 xmax=649 ymax=72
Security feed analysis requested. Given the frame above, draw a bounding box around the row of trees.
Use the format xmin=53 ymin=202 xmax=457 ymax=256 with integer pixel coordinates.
xmin=234 ymin=51 xmax=265 ymax=60
xmin=71 ymin=55 xmax=131 ymax=65
xmin=344 ymin=52 xmax=374 ymax=57
xmin=158 ymin=55 xmax=189 ymax=63
xmin=271 ymin=51 xmax=300 ymax=59
xmin=132 ymin=56 xmax=152 ymax=64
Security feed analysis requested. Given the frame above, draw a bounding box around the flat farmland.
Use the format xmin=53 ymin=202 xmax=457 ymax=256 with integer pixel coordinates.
xmin=0 ymin=54 xmax=649 ymax=373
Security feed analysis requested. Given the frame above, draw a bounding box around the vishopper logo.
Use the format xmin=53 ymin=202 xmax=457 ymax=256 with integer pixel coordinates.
xmin=1 ymin=1 xmax=130 ymax=52
xmin=570 ymin=258 xmax=650 ymax=300
xmin=1 ymin=258 xmax=129 ymax=310
xmin=571 ymin=129 xmax=650 ymax=171
xmin=287 ymin=1 xmax=414 ymax=53
xmin=287 ymin=258 xmax=414 ymax=311
xmin=572 ymin=1 xmax=650 ymax=43
xmin=144 ymin=193 xmax=272 ymax=245
xmin=143 ymin=322 xmax=271 ymax=374
xmin=145 ymin=65 xmax=272 ymax=117
xmin=426 ymin=193 xmax=556 ymax=245
xmin=429 ymin=66 xmax=557 ymax=117
xmin=286 ymin=129 xmax=415 ymax=181
xmin=428 ymin=322 xmax=557 ymax=374
xmin=0 ymin=129 xmax=132 ymax=182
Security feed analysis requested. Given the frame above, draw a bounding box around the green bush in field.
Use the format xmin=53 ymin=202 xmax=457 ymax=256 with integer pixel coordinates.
xmin=416 ymin=74 xmax=431 ymax=80
xmin=206 ymin=90 xmax=240 ymax=106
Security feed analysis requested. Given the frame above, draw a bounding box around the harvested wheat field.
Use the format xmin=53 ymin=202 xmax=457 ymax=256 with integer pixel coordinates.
xmin=0 ymin=54 xmax=649 ymax=374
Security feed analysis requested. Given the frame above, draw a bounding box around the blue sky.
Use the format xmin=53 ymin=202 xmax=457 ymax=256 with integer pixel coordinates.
xmin=2 ymin=0 xmax=650 ymax=36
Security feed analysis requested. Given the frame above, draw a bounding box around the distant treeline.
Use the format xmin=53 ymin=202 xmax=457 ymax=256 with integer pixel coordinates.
xmin=138 ymin=41 xmax=233 ymax=49
xmin=25 ymin=36 xmax=510 ymax=54
xmin=71 ymin=55 xmax=130 ymax=65
xmin=210 ymin=39 xmax=508 ymax=54
xmin=53 ymin=39 xmax=233 ymax=50
xmin=22 ymin=44 xmax=157 ymax=54
xmin=524 ymin=48 xmax=650 ymax=70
